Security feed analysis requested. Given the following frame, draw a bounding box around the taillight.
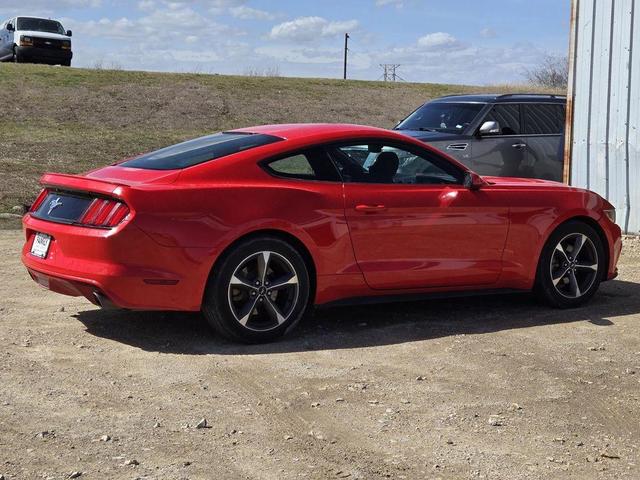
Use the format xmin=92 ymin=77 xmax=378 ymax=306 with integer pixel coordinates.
xmin=79 ymin=198 xmax=130 ymax=228
xmin=30 ymin=188 xmax=49 ymax=212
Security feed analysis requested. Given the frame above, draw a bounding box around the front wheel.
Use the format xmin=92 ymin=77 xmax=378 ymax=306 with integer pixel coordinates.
xmin=203 ymin=236 xmax=311 ymax=343
xmin=535 ymin=221 xmax=606 ymax=308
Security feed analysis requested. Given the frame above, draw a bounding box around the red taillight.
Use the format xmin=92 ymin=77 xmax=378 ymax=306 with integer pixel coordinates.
xmin=79 ymin=198 xmax=130 ymax=228
xmin=30 ymin=188 xmax=49 ymax=212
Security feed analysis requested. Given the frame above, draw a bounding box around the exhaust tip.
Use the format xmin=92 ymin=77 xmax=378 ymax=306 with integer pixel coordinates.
xmin=92 ymin=291 xmax=119 ymax=310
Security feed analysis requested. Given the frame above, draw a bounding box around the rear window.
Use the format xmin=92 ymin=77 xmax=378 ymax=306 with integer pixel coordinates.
xmin=121 ymin=132 xmax=283 ymax=170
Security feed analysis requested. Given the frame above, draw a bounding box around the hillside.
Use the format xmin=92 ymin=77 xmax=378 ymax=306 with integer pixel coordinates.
xmin=0 ymin=64 xmax=551 ymax=216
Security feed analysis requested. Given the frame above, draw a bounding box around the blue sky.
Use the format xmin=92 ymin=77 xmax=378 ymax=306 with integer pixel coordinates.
xmin=2 ymin=0 xmax=571 ymax=84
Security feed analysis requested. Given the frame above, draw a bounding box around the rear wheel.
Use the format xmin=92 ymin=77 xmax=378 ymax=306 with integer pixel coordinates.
xmin=203 ymin=236 xmax=311 ymax=343
xmin=535 ymin=221 xmax=605 ymax=308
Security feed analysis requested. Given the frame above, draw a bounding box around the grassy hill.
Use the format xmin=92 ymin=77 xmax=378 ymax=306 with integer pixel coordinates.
xmin=0 ymin=64 xmax=551 ymax=217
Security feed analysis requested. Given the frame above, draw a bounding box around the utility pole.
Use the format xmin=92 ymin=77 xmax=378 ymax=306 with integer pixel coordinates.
xmin=343 ymin=33 xmax=349 ymax=80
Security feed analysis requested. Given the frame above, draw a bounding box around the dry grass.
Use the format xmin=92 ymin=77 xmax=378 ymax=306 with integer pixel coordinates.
xmin=0 ymin=64 xmax=558 ymax=213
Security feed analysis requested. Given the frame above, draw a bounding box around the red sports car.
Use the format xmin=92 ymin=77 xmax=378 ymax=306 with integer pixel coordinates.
xmin=22 ymin=124 xmax=622 ymax=343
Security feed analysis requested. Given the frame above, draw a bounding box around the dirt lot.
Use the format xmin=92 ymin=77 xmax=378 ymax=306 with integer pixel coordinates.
xmin=1 ymin=231 xmax=639 ymax=480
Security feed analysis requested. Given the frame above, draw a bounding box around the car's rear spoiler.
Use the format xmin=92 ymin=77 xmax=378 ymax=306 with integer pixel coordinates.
xmin=40 ymin=173 xmax=124 ymax=198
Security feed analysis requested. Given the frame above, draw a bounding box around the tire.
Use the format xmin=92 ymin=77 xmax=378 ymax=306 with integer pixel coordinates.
xmin=13 ymin=47 xmax=20 ymax=63
xmin=61 ymin=60 xmax=71 ymax=67
xmin=203 ymin=236 xmax=311 ymax=343
xmin=534 ymin=220 xmax=606 ymax=308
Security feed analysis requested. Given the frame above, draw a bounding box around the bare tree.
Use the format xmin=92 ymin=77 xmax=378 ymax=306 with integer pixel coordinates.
xmin=524 ymin=54 xmax=569 ymax=89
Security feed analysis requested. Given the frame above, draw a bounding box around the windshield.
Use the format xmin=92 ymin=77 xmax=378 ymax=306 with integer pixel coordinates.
xmin=17 ymin=18 xmax=65 ymax=34
xmin=396 ymin=102 xmax=485 ymax=133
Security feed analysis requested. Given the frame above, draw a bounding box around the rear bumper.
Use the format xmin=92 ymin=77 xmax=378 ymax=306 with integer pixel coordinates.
xmin=25 ymin=267 xmax=119 ymax=308
xmin=16 ymin=46 xmax=72 ymax=63
xmin=21 ymin=214 xmax=214 ymax=311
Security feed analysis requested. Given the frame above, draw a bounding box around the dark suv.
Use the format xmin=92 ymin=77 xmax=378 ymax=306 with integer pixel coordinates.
xmin=394 ymin=94 xmax=566 ymax=181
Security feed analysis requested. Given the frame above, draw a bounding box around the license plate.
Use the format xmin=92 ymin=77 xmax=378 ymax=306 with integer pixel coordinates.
xmin=30 ymin=232 xmax=51 ymax=259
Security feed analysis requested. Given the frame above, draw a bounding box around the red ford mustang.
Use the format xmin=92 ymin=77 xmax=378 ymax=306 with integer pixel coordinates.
xmin=22 ymin=124 xmax=622 ymax=343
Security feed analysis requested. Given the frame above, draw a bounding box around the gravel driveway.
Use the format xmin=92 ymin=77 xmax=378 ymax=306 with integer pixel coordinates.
xmin=1 ymin=231 xmax=639 ymax=480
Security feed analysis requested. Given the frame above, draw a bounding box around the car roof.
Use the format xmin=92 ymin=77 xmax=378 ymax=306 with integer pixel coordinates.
xmin=224 ymin=123 xmax=474 ymax=173
xmin=229 ymin=123 xmax=397 ymax=141
xmin=429 ymin=93 xmax=566 ymax=104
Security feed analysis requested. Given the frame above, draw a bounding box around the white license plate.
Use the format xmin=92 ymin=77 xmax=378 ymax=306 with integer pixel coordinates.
xmin=30 ymin=232 xmax=51 ymax=259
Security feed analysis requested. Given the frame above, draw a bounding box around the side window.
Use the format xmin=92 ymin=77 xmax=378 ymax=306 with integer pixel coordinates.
xmin=264 ymin=148 xmax=340 ymax=181
xmin=269 ymin=154 xmax=314 ymax=176
xmin=482 ymin=104 xmax=521 ymax=135
xmin=330 ymin=143 xmax=462 ymax=185
xmin=523 ymin=104 xmax=565 ymax=135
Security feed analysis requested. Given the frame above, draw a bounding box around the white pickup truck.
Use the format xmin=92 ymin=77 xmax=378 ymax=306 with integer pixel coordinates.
xmin=0 ymin=16 xmax=72 ymax=66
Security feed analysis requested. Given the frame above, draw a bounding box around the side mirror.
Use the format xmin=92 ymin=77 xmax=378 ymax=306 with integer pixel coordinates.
xmin=463 ymin=171 xmax=486 ymax=191
xmin=478 ymin=120 xmax=500 ymax=136
xmin=7 ymin=23 xmax=14 ymax=31
xmin=66 ymin=30 xmax=72 ymax=37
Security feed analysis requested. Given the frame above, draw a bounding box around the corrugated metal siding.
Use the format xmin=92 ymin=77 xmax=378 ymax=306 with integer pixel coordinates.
xmin=569 ymin=0 xmax=639 ymax=233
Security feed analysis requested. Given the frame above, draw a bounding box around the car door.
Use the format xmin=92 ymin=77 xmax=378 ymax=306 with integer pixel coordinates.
xmin=328 ymin=140 xmax=510 ymax=290
xmin=521 ymin=103 xmax=566 ymax=181
xmin=471 ymin=103 xmax=528 ymax=177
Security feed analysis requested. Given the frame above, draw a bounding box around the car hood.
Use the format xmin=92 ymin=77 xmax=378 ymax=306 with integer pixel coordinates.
xmin=483 ymin=176 xmax=566 ymax=188
xmin=15 ymin=30 xmax=70 ymax=41
xmin=394 ymin=129 xmax=467 ymax=142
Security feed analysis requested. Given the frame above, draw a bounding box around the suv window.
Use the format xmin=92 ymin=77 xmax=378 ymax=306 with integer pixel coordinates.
xmin=329 ymin=143 xmax=462 ymax=185
xmin=482 ymin=104 xmax=521 ymax=135
xmin=263 ymin=148 xmax=340 ymax=181
xmin=523 ymin=104 xmax=565 ymax=135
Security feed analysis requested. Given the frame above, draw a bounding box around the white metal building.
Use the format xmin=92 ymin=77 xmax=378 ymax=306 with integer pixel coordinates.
xmin=567 ymin=0 xmax=639 ymax=233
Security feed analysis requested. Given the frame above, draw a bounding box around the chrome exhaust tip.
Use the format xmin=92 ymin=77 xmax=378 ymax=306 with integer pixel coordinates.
xmin=93 ymin=291 xmax=119 ymax=310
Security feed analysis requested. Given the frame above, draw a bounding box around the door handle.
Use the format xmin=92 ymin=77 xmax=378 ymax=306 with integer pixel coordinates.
xmin=511 ymin=143 xmax=527 ymax=149
xmin=355 ymin=204 xmax=387 ymax=213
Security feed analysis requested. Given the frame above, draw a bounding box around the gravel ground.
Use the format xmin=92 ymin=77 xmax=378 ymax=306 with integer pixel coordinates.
xmin=1 ymin=231 xmax=639 ymax=480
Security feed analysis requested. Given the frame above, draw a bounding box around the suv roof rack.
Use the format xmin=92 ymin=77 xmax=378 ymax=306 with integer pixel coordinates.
xmin=433 ymin=93 xmax=566 ymax=101
xmin=497 ymin=93 xmax=566 ymax=99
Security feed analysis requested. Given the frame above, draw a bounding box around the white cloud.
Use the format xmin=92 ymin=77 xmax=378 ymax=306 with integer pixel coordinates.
xmin=256 ymin=44 xmax=371 ymax=69
xmin=417 ymin=32 xmax=459 ymax=49
xmin=370 ymin=35 xmax=548 ymax=84
xmin=480 ymin=27 xmax=497 ymax=39
xmin=269 ymin=16 xmax=358 ymax=42
xmin=69 ymin=5 xmax=241 ymax=41
xmin=0 ymin=0 xmax=100 ymax=16
xmin=70 ymin=17 xmax=136 ymax=39
xmin=375 ymin=0 xmax=403 ymax=7
xmin=229 ymin=5 xmax=275 ymax=21
xmin=138 ymin=0 xmax=155 ymax=11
